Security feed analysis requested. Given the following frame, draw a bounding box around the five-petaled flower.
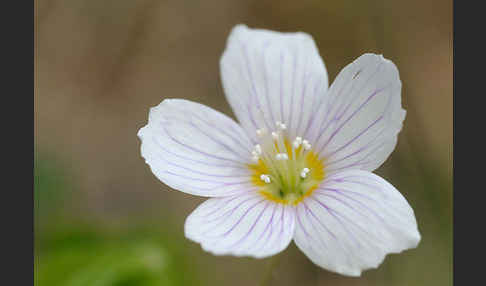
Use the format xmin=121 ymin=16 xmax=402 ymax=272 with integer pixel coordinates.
xmin=138 ymin=24 xmax=420 ymax=277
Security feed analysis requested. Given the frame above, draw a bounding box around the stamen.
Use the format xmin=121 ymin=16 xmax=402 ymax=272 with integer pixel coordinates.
xmin=300 ymin=167 xmax=310 ymax=179
xmin=276 ymin=121 xmax=287 ymax=131
xmin=292 ymin=137 xmax=303 ymax=148
xmin=275 ymin=153 xmax=288 ymax=160
xmin=302 ymin=140 xmax=311 ymax=150
xmin=254 ymin=144 xmax=262 ymax=155
xmin=256 ymin=128 xmax=267 ymax=137
xmin=271 ymin=131 xmax=279 ymax=140
xmin=260 ymin=174 xmax=271 ymax=184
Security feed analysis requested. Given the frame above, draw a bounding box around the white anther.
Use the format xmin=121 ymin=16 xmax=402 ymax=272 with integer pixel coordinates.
xmin=293 ymin=136 xmax=303 ymax=148
xmin=275 ymin=121 xmax=287 ymax=131
xmin=276 ymin=153 xmax=288 ymax=160
xmin=256 ymin=128 xmax=267 ymax=137
xmin=251 ymin=155 xmax=259 ymax=162
xmin=271 ymin=131 xmax=279 ymax=140
xmin=260 ymin=174 xmax=271 ymax=184
xmin=302 ymin=140 xmax=311 ymax=150
xmin=251 ymin=150 xmax=258 ymax=157
xmin=301 ymin=167 xmax=310 ymax=178
xmin=254 ymin=144 xmax=262 ymax=155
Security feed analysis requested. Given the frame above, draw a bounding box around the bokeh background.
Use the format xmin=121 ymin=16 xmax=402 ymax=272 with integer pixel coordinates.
xmin=35 ymin=0 xmax=452 ymax=285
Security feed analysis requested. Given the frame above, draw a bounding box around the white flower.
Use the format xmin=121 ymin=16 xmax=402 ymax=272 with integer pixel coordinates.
xmin=138 ymin=24 xmax=420 ymax=277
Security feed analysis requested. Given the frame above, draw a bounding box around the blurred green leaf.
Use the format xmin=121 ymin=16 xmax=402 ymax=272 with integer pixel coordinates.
xmin=34 ymin=151 xmax=72 ymax=216
xmin=35 ymin=226 xmax=200 ymax=286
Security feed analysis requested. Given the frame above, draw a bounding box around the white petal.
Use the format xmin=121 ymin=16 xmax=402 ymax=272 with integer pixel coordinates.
xmin=138 ymin=99 xmax=255 ymax=197
xmin=220 ymin=24 xmax=329 ymax=140
xmin=185 ymin=192 xmax=296 ymax=258
xmin=306 ymin=54 xmax=406 ymax=172
xmin=293 ymin=170 xmax=420 ymax=276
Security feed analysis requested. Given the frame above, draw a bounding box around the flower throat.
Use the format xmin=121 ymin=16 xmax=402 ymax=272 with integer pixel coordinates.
xmin=248 ymin=122 xmax=325 ymax=205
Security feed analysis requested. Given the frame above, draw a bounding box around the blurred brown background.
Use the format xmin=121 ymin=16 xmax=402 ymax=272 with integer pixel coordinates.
xmin=35 ymin=0 xmax=452 ymax=285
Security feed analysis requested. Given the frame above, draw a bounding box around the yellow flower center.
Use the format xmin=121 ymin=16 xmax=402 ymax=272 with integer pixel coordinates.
xmin=248 ymin=125 xmax=325 ymax=205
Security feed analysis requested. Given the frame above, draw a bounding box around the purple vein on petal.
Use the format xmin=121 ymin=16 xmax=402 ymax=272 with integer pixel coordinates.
xmin=261 ymin=40 xmax=277 ymax=126
xmin=279 ymin=51 xmax=285 ymax=123
xmin=323 ymin=76 xmax=397 ymax=161
xmin=302 ymin=200 xmax=337 ymax=241
xmin=188 ymin=121 xmax=247 ymax=159
xmin=325 ymin=173 xmax=384 ymax=185
xmin=220 ymin=64 xmax=259 ymax=142
xmin=321 ymin=115 xmax=384 ymax=158
xmin=188 ymin=112 xmax=253 ymax=155
xmin=240 ymin=41 xmax=273 ymax=131
xmin=161 ymin=123 xmax=244 ymax=165
xmin=155 ymin=153 xmax=251 ymax=178
xmin=296 ymin=204 xmax=319 ymax=251
xmin=252 ymin=203 xmax=279 ymax=253
xmin=201 ymin=196 xmax=261 ymax=225
xmin=316 ymin=87 xmax=387 ymax=154
xmin=200 ymin=196 xmax=245 ymax=219
xmin=316 ymin=188 xmax=387 ymax=224
xmin=300 ymin=202 xmax=330 ymax=250
xmin=226 ymin=202 xmax=270 ymax=249
xmin=327 ymin=60 xmax=384 ymax=124
xmin=324 ymin=127 xmax=388 ymax=166
xmin=308 ymin=196 xmax=361 ymax=249
xmin=311 ymin=61 xmax=384 ymax=148
xmin=313 ymin=192 xmax=389 ymax=246
xmin=288 ymin=45 xmax=298 ymax=133
xmin=323 ymin=184 xmax=410 ymax=219
xmin=163 ymin=110 xmax=252 ymax=155
xmin=302 ymin=79 xmax=326 ymax=141
xmin=328 ymin=178 xmax=385 ymax=192
xmin=295 ymin=55 xmax=311 ymax=136
xmin=202 ymin=198 xmax=265 ymax=238
xmin=164 ymin=171 xmax=250 ymax=185
xmin=153 ymin=136 xmax=246 ymax=169
xmin=219 ymin=199 xmax=266 ymax=238
xmin=324 ymin=133 xmax=390 ymax=171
